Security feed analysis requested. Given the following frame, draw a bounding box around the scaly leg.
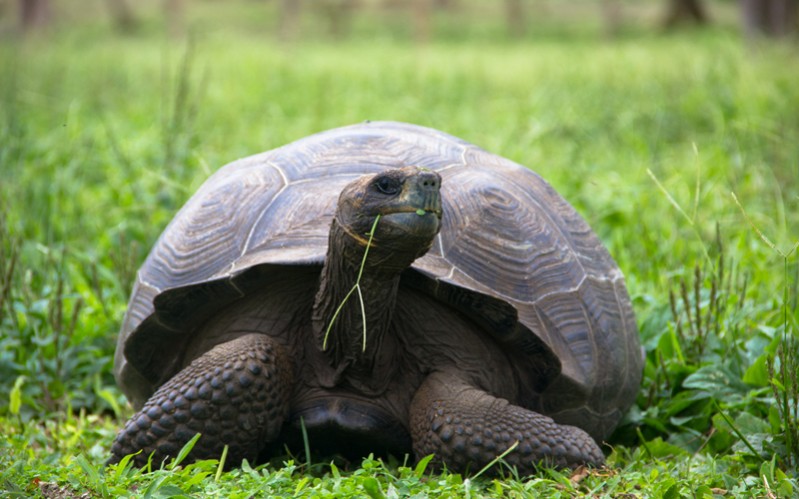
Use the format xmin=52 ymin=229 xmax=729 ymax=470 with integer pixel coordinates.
xmin=109 ymin=334 xmax=293 ymax=467
xmin=409 ymin=371 xmax=603 ymax=474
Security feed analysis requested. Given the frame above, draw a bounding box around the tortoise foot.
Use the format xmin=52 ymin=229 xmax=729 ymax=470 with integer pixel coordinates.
xmin=409 ymin=371 xmax=604 ymax=475
xmin=108 ymin=334 xmax=292 ymax=468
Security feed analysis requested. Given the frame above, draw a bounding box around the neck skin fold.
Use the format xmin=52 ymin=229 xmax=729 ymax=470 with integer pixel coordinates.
xmin=311 ymin=218 xmax=403 ymax=370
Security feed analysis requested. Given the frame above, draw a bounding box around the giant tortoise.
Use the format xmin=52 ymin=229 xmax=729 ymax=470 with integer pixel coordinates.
xmin=109 ymin=121 xmax=642 ymax=474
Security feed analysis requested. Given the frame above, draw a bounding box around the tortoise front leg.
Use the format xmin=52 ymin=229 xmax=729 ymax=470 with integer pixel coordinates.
xmin=109 ymin=333 xmax=293 ymax=467
xmin=409 ymin=371 xmax=603 ymax=475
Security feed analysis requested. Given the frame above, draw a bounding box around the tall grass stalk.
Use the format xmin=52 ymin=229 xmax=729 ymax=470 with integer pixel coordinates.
xmin=322 ymin=214 xmax=381 ymax=353
xmin=733 ymin=191 xmax=799 ymax=470
xmin=0 ymin=212 xmax=18 ymax=325
xmin=646 ymin=164 xmax=714 ymax=269
xmin=159 ymin=40 xmax=206 ymax=189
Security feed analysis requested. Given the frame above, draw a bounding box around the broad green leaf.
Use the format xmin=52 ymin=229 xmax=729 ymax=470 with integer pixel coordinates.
xmin=657 ymin=328 xmax=685 ymax=364
xmin=97 ymin=388 xmax=122 ymax=418
xmin=663 ymin=389 xmax=708 ymax=417
xmin=641 ymin=437 xmax=689 ymax=459
xmin=142 ymin=475 xmax=168 ymax=499
xmin=156 ymin=484 xmax=188 ymax=497
xmin=293 ymin=477 xmax=310 ymax=495
xmin=775 ymin=468 xmax=795 ymax=497
xmin=186 ymin=471 xmax=212 ymax=487
xmin=767 ymin=405 xmax=782 ymax=433
xmin=742 ymin=354 xmax=769 ymax=386
xmin=9 ymin=376 xmax=25 ymax=416
xmin=361 ymin=476 xmax=385 ymax=499
xmin=734 ymin=411 xmax=771 ymax=435
xmin=658 ymin=478 xmax=679 ymax=499
xmin=682 ymin=365 xmax=748 ymax=403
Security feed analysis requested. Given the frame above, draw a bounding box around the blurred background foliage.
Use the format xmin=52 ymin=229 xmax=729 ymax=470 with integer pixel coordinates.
xmin=2 ymin=0 xmax=796 ymax=41
xmin=0 ymin=0 xmax=798 ymax=485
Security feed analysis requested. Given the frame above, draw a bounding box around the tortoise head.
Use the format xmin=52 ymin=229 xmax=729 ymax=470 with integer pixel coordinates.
xmin=334 ymin=166 xmax=442 ymax=270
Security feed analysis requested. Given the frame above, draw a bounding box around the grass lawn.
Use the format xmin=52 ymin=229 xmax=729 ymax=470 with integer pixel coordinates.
xmin=1 ymin=2 xmax=798 ymax=497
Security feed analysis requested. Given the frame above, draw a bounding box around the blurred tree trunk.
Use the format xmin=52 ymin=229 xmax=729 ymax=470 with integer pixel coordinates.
xmin=278 ymin=0 xmax=301 ymax=41
xmin=505 ymin=0 xmax=525 ymax=38
xmin=19 ymin=0 xmax=51 ymax=33
xmin=741 ymin=0 xmax=798 ymax=37
xmin=601 ymin=0 xmax=623 ymax=36
xmin=412 ymin=0 xmax=431 ymax=43
xmin=385 ymin=0 xmax=444 ymax=42
xmin=106 ymin=0 xmax=138 ymax=33
xmin=321 ymin=0 xmax=356 ymax=39
xmin=663 ymin=0 xmax=709 ymax=27
xmin=164 ymin=0 xmax=185 ymax=37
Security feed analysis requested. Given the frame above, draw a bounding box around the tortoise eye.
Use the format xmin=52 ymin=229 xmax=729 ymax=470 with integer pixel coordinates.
xmin=374 ymin=176 xmax=401 ymax=195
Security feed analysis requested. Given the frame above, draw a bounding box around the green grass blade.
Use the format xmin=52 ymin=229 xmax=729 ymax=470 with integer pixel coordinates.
xmin=322 ymin=214 xmax=381 ymax=352
xmin=215 ymin=445 xmax=228 ymax=482
xmin=472 ymin=440 xmax=519 ymax=479
xmin=171 ymin=433 xmax=201 ymax=469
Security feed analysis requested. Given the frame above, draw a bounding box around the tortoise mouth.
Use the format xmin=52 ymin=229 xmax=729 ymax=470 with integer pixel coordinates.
xmin=382 ymin=205 xmax=442 ymax=218
xmin=378 ymin=188 xmax=442 ymax=234
xmin=378 ymin=209 xmax=441 ymax=242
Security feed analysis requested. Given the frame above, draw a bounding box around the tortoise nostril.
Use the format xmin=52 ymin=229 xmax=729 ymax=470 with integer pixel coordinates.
xmin=419 ymin=173 xmax=440 ymax=190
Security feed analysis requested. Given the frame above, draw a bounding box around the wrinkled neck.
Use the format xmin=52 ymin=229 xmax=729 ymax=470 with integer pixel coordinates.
xmin=312 ymin=219 xmax=402 ymax=369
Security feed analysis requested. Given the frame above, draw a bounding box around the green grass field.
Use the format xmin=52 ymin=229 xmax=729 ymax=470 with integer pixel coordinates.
xmin=1 ymin=2 xmax=798 ymax=497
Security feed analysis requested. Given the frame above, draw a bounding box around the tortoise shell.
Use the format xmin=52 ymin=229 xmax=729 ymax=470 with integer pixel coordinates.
xmin=114 ymin=121 xmax=642 ymax=441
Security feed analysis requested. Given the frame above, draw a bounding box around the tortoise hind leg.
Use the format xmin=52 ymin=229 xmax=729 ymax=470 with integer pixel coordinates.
xmin=409 ymin=371 xmax=603 ymax=475
xmin=109 ymin=333 xmax=293 ymax=467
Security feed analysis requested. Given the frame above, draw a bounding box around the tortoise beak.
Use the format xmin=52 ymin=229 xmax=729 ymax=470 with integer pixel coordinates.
xmin=388 ymin=169 xmax=443 ymax=218
xmin=414 ymin=170 xmax=443 ymax=216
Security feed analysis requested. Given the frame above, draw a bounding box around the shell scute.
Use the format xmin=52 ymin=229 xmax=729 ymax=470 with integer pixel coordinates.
xmin=143 ymin=163 xmax=288 ymax=291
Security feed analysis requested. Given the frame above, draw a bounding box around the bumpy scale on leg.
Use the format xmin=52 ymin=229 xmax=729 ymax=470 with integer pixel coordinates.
xmin=409 ymin=371 xmax=604 ymax=475
xmin=109 ymin=334 xmax=292 ymax=467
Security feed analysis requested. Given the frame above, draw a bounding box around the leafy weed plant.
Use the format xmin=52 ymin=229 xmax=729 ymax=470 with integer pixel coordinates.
xmin=734 ymin=194 xmax=799 ymax=470
xmin=629 ymin=171 xmax=799 ymax=476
